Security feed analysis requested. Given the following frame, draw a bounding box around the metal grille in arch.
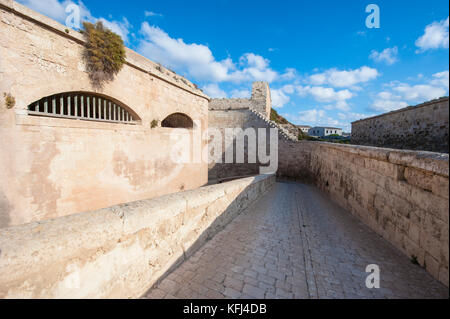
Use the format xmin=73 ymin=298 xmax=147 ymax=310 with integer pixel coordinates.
xmin=27 ymin=92 xmax=139 ymax=124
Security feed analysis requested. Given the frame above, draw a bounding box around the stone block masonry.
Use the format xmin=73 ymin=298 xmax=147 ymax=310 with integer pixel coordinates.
xmin=352 ymin=97 xmax=449 ymax=153
xmin=0 ymin=174 xmax=275 ymax=298
xmin=0 ymin=0 xmax=210 ymax=228
xmin=209 ymin=82 xmax=272 ymax=118
xmin=208 ymin=82 xmax=295 ymax=182
xmin=278 ymin=140 xmax=449 ymax=286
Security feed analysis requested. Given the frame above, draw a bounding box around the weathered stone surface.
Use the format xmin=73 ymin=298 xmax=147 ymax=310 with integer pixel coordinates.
xmin=144 ymin=183 xmax=448 ymax=299
xmin=0 ymin=0 xmax=210 ymax=228
xmin=277 ymin=140 xmax=449 ymax=287
xmin=0 ymin=174 xmax=276 ymax=298
xmin=351 ymin=97 xmax=449 ymax=153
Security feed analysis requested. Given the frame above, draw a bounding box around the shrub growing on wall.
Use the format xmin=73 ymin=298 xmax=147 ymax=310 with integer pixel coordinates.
xmin=82 ymin=21 xmax=126 ymax=87
xmin=3 ymin=93 xmax=15 ymax=109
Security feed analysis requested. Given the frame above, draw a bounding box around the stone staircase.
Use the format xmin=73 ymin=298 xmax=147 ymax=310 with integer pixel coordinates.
xmin=249 ymin=108 xmax=298 ymax=142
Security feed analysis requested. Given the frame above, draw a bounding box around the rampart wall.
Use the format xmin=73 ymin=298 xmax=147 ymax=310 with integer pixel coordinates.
xmin=278 ymin=141 xmax=449 ymax=286
xmin=352 ymin=97 xmax=449 ymax=153
xmin=0 ymin=0 xmax=210 ymax=228
xmin=0 ymin=174 xmax=275 ymax=298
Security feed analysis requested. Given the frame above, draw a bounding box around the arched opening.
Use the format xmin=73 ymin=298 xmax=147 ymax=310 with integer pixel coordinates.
xmin=27 ymin=92 xmax=140 ymax=124
xmin=161 ymin=113 xmax=194 ymax=129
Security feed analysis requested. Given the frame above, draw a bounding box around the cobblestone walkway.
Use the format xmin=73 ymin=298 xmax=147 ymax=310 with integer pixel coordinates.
xmin=143 ymin=182 xmax=449 ymax=299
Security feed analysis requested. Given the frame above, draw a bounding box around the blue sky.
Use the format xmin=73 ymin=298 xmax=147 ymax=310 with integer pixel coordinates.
xmin=18 ymin=0 xmax=449 ymax=131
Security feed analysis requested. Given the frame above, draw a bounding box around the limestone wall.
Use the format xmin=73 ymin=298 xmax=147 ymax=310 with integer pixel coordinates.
xmin=351 ymin=97 xmax=449 ymax=153
xmin=209 ymin=98 xmax=253 ymax=110
xmin=208 ymin=109 xmax=269 ymax=181
xmin=0 ymin=174 xmax=276 ymax=298
xmin=278 ymin=141 xmax=449 ymax=286
xmin=0 ymin=0 xmax=210 ymax=228
xmin=251 ymin=82 xmax=272 ymax=117
xmin=209 ymin=82 xmax=272 ymax=118
xmin=208 ymin=108 xmax=295 ymax=182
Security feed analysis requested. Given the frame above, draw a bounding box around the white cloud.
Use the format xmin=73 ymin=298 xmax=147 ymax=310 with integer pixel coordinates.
xmin=280 ymin=68 xmax=297 ymax=80
xmin=296 ymin=109 xmax=327 ymax=123
xmin=369 ymin=47 xmax=399 ymax=65
xmin=18 ymin=0 xmax=76 ymax=22
xmin=377 ymin=91 xmax=403 ymax=100
xmin=335 ymin=100 xmax=350 ymax=111
xmin=138 ymin=23 xmax=282 ymax=84
xmin=431 ymin=70 xmax=449 ymax=90
xmin=230 ymin=89 xmax=251 ymax=98
xmin=288 ymin=108 xmax=373 ymax=132
xmin=393 ymin=84 xmax=446 ymax=101
xmin=18 ymin=0 xmax=131 ymax=42
xmin=145 ymin=11 xmax=163 ymax=17
xmin=292 ymin=109 xmax=345 ymax=128
xmin=309 ymin=66 xmax=379 ymax=88
xmin=294 ymin=84 xmax=356 ymax=111
xmin=98 ymin=17 xmax=131 ymax=42
xmin=371 ymin=70 xmax=449 ymax=112
xmin=338 ymin=112 xmax=374 ymax=122
xmin=415 ymin=17 xmax=449 ymax=52
xmin=308 ymin=86 xmax=353 ymax=102
xmin=295 ymin=86 xmax=354 ymax=111
xmin=202 ymin=83 xmax=227 ymax=98
xmin=371 ymin=99 xmax=409 ymax=112
xmin=271 ymin=90 xmax=290 ymax=108
xmin=270 ymin=85 xmax=296 ymax=108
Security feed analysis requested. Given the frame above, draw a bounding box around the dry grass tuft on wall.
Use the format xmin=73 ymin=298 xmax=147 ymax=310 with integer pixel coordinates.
xmin=82 ymin=21 xmax=126 ymax=87
xmin=3 ymin=93 xmax=15 ymax=109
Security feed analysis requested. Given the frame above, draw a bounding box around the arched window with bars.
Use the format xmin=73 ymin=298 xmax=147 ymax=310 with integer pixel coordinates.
xmin=27 ymin=92 xmax=140 ymax=124
xmin=161 ymin=113 xmax=194 ymax=129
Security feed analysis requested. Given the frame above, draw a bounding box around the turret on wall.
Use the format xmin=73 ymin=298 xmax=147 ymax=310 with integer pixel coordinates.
xmin=251 ymin=82 xmax=272 ymax=118
xmin=208 ymin=81 xmax=273 ymax=119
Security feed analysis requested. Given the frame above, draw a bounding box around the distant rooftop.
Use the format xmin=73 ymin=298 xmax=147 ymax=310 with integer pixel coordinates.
xmin=311 ymin=126 xmax=343 ymax=130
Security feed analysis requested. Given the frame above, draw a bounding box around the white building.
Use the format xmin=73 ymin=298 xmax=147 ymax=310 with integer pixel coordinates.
xmin=308 ymin=127 xmax=343 ymax=137
xmin=297 ymin=125 xmax=312 ymax=134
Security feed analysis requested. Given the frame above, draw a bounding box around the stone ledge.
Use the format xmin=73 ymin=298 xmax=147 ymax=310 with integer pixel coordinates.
xmin=0 ymin=0 xmax=209 ymax=100
xmin=0 ymin=173 xmax=275 ymax=298
xmin=303 ymin=141 xmax=449 ymax=177
xmin=352 ymin=96 xmax=449 ymax=124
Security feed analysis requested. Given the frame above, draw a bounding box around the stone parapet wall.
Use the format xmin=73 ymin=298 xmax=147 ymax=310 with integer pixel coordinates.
xmin=278 ymin=141 xmax=449 ymax=286
xmin=208 ymin=109 xmax=270 ymax=181
xmin=0 ymin=174 xmax=276 ymax=298
xmin=251 ymin=82 xmax=272 ymax=117
xmin=209 ymin=82 xmax=272 ymax=118
xmin=0 ymin=0 xmax=208 ymax=99
xmin=0 ymin=0 xmax=210 ymax=228
xmin=209 ymin=98 xmax=253 ymax=110
xmin=351 ymin=97 xmax=449 ymax=153
xmin=208 ymin=109 xmax=294 ymax=182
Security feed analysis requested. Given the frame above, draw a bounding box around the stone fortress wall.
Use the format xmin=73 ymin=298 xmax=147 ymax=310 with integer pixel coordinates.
xmin=0 ymin=0 xmax=210 ymax=228
xmin=352 ymin=97 xmax=449 ymax=153
xmin=0 ymin=0 xmax=448 ymax=299
xmin=278 ymin=141 xmax=449 ymax=286
xmin=209 ymin=83 xmax=449 ymax=286
xmin=209 ymin=81 xmax=272 ymax=115
xmin=0 ymin=174 xmax=275 ymax=298
xmin=209 ymin=82 xmax=296 ymax=182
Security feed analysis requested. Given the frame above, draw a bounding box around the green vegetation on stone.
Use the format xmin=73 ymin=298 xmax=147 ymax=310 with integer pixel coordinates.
xmin=82 ymin=21 xmax=126 ymax=87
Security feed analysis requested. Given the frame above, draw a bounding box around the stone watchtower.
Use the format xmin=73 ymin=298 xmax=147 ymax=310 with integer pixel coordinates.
xmin=251 ymin=82 xmax=272 ymax=118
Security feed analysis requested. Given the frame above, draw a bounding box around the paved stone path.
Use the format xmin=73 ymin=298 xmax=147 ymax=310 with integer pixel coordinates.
xmin=143 ymin=182 xmax=449 ymax=299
